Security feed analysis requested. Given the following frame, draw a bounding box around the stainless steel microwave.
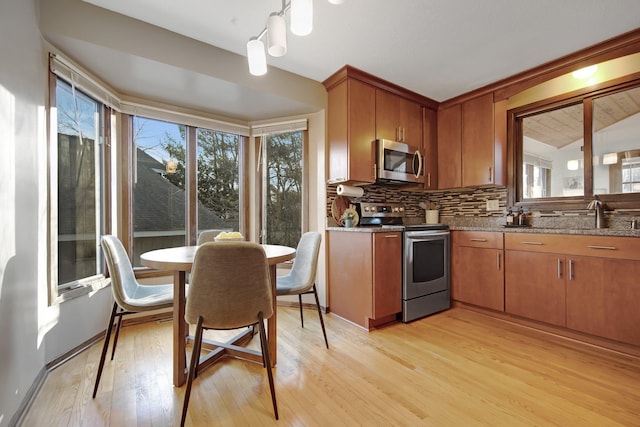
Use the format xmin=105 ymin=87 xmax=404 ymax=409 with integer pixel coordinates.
xmin=376 ymin=139 xmax=424 ymax=184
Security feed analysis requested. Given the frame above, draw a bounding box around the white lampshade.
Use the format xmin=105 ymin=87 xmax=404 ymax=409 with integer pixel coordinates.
xmin=246 ymin=38 xmax=267 ymax=76
xmin=267 ymin=13 xmax=287 ymax=57
xmin=291 ymin=0 xmax=313 ymax=36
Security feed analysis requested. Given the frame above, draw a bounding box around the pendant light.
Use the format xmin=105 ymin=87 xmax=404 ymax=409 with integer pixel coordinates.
xmin=290 ymin=0 xmax=313 ymax=36
xmin=246 ymin=38 xmax=267 ymax=76
xmin=267 ymin=12 xmax=287 ymax=57
xmin=246 ymin=0 xmax=343 ymax=75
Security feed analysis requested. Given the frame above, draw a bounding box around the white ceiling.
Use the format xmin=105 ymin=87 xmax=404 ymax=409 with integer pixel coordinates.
xmin=56 ymin=0 xmax=640 ymax=121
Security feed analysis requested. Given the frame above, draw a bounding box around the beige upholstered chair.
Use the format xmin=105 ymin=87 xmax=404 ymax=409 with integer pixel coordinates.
xmin=180 ymin=242 xmax=278 ymax=426
xmin=93 ymin=235 xmax=174 ymax=398
xmin=196 ymin=229 xmax=232 ymax=245
xmin=276 ymin=232 xmax=328 ymax=348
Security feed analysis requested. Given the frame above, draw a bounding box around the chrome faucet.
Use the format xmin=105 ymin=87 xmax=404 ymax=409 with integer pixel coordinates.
xmin=587 ymin=196 xmax=605 ymax=229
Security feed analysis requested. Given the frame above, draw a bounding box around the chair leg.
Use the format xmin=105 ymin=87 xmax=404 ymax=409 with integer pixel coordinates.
xmin=298 ymin=294 xmax=304 ymax=328
xmin=93 ymin=302 xmax=118 ymax=398
xmin=181 ymin=316 xmax=203 ymax=427
xmin=312 ymin=285 xmax=329 ymax=349
xmin=110 ymin=314 xmax=123 ymax=361
xmin=258 ymin=312 xmax=278 ymax=420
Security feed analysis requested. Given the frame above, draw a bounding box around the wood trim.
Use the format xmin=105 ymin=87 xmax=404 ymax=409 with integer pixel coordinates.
xmin=437 ymin=28 xmax=640 ymax=106
xmin=454 ymin=301 xmax=640 ymax=358
xmin=186 ymin=126 xmax=197 ymax=245
xmin=240 ymin=135 xmax=250 ymax=237
xmin=322 ymin=65 xmax=439 ymax=110
xmin=119 ymin=114 xmax=134 ymax=254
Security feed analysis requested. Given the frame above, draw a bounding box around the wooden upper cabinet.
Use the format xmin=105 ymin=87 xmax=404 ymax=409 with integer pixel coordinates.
xmin=462 ymin=93 xmax=495 ymax=186
xmin=462 ymin=93 xmax=507 ymax=187
xmin=326 ymin=78 xmax=376 ymax=184
xmin=437 ymin=93 xmax=507 ymax=189
xmin=437 ymin=103 xmax=462 ymax=189
xmin=422 ymin=107 xmax=438 ymax=190
xmin=375 ymin=89 xmax=422 ymax=147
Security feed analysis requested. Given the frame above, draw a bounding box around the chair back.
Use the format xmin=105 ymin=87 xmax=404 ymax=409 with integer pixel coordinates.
xmin=197 ymin=229 xmax=232 ymax=245
xmin=288 ymin=232 xmax=322 ymax=292
xmin=186 ymin=242 xmax=273 ymax=329
xmin=101 ymin=235 xmax=144 ymax=312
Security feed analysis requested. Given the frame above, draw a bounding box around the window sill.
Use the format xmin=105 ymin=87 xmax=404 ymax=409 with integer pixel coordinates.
xmin=53 ymin=276 xmax=111 ymax=305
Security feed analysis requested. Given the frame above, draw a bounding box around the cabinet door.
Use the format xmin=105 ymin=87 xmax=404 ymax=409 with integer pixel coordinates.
xmin=567 ymin=256 xmax=640 ymax=346
xmin=437 ymin=103 xmax=462 ymax=189
xmin=462 ymin=93 xmax=495 ymax=186
xmin=505 ymin=251 xmax=566 ymax=326
xmin=376 ymin=89 xmax=401 ymax=141
xmin=452 ymin=246 xmax=504 ymax=311
xmin=376 ymin=90 xmax=422 ymax=147
xmin=422 ymin=107 xmax=438 ymax=190
xmin=327 ymin=78 xmax=376 ymax=184
xmin=372 ymin=232 xmax=402 ymax=318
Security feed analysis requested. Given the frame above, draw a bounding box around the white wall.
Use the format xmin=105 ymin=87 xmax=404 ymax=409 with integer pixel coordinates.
xmin=0 ymin=0 xmax=47 ymax=423
xmin=0 ymin=1 xmax=113 ymax=425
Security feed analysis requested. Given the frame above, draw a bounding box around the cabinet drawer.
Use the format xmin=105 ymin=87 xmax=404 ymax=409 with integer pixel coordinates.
xmin=505 ymin=233 xmax=640 ymax=261
xmin=453 ymin=231 xmax=503 ymax=249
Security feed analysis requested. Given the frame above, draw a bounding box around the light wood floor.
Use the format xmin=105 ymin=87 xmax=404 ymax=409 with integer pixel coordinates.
xmin=22 ymin=307 xmax=640 ymax=426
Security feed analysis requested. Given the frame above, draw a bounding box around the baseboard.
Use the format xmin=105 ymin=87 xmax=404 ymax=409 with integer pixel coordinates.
xmin=453 ymin=301 xmax=640 ymax=358
xmin=277 ymin=300 xmax=327 ymax=314
xmin=9 ymin=366 xmax=47 ymax=427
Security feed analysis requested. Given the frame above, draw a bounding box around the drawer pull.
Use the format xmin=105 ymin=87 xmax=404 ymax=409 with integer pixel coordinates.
xmin=470 ymin=238 xmax=488 ymax=242
xmin=587 ymin=245 xmax=617 ymax=250
xmin=522 ymin=241 xmax=544 ymax=245
xmin=496 ymin=253 xmax=501 ymax=271
xmin=569 ymin=259 xmax=574 ymax=280
xmin=385 ymin=235 xmax=399 ymax=238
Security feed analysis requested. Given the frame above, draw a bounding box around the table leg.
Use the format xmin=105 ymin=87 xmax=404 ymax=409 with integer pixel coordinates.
xmin=173 ymin=270 xmax=187 ymax=387
xmin=268 ymin=265 xmax=277 ymax=367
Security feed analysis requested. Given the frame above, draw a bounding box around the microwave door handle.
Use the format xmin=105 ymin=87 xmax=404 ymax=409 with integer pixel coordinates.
xmin=413 ymin=150 xmax=423 ymax=179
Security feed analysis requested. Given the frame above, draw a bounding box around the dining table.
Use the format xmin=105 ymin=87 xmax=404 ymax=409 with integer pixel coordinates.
xmin=140 ymin=243 xmax=296 ymax=387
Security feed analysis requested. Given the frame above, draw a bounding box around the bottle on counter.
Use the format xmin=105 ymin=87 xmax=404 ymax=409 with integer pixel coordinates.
xmin=517 ymin=207 xmax=526 ymax=226
xmin=506 ymin=208 xmax=514 ymax=225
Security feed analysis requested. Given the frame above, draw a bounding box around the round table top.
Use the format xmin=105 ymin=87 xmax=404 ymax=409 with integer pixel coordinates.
xmin=140 ymin=243 xmax=296 ymax=272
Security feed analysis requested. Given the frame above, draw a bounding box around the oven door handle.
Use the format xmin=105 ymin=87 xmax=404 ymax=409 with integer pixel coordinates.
xmin=405 ymin=231 xmax=450 ymax=238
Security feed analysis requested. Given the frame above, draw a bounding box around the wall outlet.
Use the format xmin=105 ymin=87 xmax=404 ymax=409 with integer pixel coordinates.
xmin=486 ymin=200 xmax=500 ymax=211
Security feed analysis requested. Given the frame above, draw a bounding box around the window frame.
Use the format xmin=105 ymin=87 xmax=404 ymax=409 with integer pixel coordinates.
xmin=257 ymin=130 xmax=308 ymax=246
xmin=47 ymin=71 xmax=112 ymax=305
xmin=508 ymin=76 xmax=640 ymax=211
xmin=123 ymin=114 xmax=249 ymax=272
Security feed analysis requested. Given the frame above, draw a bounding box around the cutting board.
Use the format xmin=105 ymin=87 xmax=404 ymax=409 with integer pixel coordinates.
xmin=331 ymin=195 xmax=350 ymax=226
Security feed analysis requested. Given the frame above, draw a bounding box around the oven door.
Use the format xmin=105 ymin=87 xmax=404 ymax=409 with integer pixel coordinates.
xmin=403 ymin=230 xmax=450 ymax=300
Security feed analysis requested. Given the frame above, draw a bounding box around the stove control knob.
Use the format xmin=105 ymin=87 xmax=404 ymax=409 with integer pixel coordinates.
xmin=399 ymin=207 xmax=404 ymax=212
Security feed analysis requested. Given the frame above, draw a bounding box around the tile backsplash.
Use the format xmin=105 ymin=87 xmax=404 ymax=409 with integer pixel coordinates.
xmin=326 ymin=184 xmax=640 ymax=230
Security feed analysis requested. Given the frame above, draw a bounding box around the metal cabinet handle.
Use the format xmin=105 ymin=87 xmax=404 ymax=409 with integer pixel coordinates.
xmin=568 ymin=259 xmax=574 ymax=280
xmin=385 ymin=234 xmax=399 ymax=238
xmin=470 ymin=238 xmax=488 ymax=242
xmin=522 ymin=241 xmax=544 ymax=245
xmin=427 ymin=172 xmax=431 ymax=188
xmin=557 ymin=259 xmax=562 ymax=279
xmin=496 ymin=253 xmax=501 ymax=271
xmin=587 ymin=245 xmax=617 ymax=250
xmin=489 ymin=166 xmax=493 ymax=182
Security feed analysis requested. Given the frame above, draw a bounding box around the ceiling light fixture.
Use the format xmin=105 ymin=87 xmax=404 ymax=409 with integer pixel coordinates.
xmin=572 ymin=65 xmax=598 ymax=79
xmin=246 ymin=0 xmax=344 ymax=76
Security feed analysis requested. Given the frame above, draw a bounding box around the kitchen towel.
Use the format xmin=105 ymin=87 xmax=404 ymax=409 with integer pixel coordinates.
xmin=336 ymin=184 xmax=364 ymax=198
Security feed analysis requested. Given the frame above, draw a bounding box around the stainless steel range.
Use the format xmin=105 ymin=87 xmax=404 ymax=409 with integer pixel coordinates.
xmin=357 ymin=203 xmax=451 ymax=322
xmin=402 ymin=223 xmax=450 ymax=322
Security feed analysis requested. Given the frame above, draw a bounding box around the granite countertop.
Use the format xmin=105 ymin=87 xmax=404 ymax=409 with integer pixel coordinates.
xmin=327 ymin=224 xmax=640 ymax=237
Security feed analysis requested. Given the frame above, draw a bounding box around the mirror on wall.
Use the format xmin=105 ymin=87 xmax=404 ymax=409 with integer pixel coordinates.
xmin=517 ymin=82 xmax=640 ymax=204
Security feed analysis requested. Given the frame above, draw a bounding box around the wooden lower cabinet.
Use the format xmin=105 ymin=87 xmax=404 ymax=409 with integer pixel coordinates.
xmin=451 ymin=231 xmax=504 ymax=311
xmin=328 ymin=230 xmax=402 ymax=330
xmin=566 ymin=256 xmax=640 ymax=346
xmin=504 ymin=251 xmax=566 ymax=326
xmin=504 ymin=233 xmax=640 ymax=347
